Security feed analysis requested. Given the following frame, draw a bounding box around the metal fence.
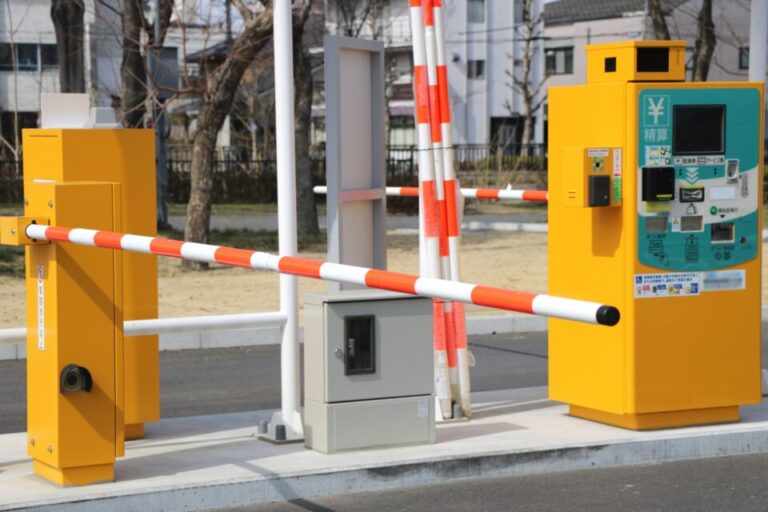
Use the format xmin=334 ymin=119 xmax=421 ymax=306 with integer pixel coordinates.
xmin=8 ymin=143 xmax=768 ymax=204
xmin=0 ymin=144 xmax=549 ymax=204
xmin=0 ymin=161 xmax=22 ymax=203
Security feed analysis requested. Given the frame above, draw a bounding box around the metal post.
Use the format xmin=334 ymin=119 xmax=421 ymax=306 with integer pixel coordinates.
xmin=272 ymin=0 xmax=302 ymax=440
xmin=153 ymin=1 xmax=169 ymax=229
xmin=155 ymin=107 xmax=168 ymax=228
xmin=749 ymin=0 xmax=767 ymax=83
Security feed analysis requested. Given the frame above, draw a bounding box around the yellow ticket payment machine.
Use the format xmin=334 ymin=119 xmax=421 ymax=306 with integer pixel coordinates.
xmin=548 ymin=41 xmax=763 ymax=429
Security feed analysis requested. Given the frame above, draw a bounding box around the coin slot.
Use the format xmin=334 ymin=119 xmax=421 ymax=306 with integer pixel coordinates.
xmin=679 ymin=187 xmax=704 ymax=203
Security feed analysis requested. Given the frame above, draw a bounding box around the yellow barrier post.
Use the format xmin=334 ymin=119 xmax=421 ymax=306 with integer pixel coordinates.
xmin=17 ymin=181 xmax=125 ymax=485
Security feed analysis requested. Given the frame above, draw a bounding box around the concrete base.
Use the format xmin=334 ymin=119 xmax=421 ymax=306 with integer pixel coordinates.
xmin=2 ymin=387 xmax=768 ymax=511
xmin=32 ymin=460 xmax=115 ymax=487
xmin=124 ymin=423 xmax=144 ymax=441
xmin=570 ymin=404 xmax=740 ymax=430
xmin=256 ymin=411 xmax=304 ymax=445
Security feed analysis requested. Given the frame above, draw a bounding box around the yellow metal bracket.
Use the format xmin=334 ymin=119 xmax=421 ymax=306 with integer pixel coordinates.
xmin=0 ymin=217 xmax=49 ymax=246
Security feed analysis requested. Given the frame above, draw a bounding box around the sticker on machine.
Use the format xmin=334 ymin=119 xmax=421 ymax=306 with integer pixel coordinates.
xmin=645 ymin=145 xmax=672 ymax=166
xmin=417 ymin=399 xmax=429 ymax=418
xmin=701 ymin=270 xmax=746 ymax=292
xmin=634 ymin=272 xmax=700 ymax=299
xmin=37 ymin=264 xmax=44 ymax=351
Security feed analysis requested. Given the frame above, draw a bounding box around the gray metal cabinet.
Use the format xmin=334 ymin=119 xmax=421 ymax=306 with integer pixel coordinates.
xmin=303 ymin=290 xmax=435 ymax=453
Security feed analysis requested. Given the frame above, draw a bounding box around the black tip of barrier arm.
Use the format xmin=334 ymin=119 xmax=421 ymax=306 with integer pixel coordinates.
xmin=596 ymin=305 xmax=620 ymax=326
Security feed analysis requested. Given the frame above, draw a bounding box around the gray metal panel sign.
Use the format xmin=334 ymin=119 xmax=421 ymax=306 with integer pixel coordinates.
xmin=324 ymin=36 xmax=387 ymax=291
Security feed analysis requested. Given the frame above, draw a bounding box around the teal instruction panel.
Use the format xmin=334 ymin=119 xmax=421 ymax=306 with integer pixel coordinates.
xmin=637 ymin=87 xmax=760 ymax=271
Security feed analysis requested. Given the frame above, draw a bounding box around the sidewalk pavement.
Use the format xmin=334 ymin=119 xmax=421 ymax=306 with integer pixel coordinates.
xmin=2 ymin=386 xmax=768 ymax=511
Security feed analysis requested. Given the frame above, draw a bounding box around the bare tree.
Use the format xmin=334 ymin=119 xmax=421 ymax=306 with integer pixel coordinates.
xmin=183 ymin=2 xmax=276 ymax=268
xmin=2 ymin=0 xmax=20 ymax=159
xmin=334 ymin=0 xmax=385 ymax=38
xmin=691 ymin=0 xmax=716 ymax=81
xmin=647 ymin=0 xmax=671 ymax=40
xmin=121 ymin=0 xmax=147 ymax=127
xmin=504 ymin=0 xmax=545 ymax=149
xmin=120 ymin=0 xmax=174 ymax=128
xmin=51 ymin=0 xmax=85 ymax=93
xmin=293 ymin=0 xmax=319 ymax=238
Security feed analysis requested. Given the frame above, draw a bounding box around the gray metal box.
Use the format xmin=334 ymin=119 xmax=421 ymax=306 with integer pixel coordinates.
xmin=303 ymin=290 xmax=435 ymax=453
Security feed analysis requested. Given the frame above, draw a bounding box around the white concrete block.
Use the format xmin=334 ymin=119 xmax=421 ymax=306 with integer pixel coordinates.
xmin=200 ymin=327 xmax=280 ymax=349
xmin=159 ymin=332 xmax=201 ymax=351
xmin=0 ymin=343 xmax=17 ymax=361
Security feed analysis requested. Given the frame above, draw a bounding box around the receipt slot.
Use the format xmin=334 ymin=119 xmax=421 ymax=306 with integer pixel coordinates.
xmin=303 ymin=291 xmax=435 ymax=453
xmin=548 ymin=41 xmax=763 ymax=430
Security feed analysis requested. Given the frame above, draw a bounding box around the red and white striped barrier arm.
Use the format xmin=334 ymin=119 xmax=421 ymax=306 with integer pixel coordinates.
xmin=24 ymin=224 xmax=621 ymax=326
xmin=313 ymin=186 xmax=548 ymax=202
xmin=463 ymin=188 xmax=549 ymax=202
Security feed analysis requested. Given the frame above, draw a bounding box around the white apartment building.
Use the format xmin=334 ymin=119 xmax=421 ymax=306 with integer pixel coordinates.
xmin=0 ymin=0 xmax=224 ymax=153
xmin=324 ymin=0 xmax=546 ymax=146
xmin=542 ymin=0 xmax=762 ymax=139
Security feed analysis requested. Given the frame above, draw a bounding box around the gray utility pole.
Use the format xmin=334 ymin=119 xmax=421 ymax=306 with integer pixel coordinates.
xmin=152 ymin=1 xmax=169 ymax=229
xmin=749 ymin=0 xmax=767 ymax=141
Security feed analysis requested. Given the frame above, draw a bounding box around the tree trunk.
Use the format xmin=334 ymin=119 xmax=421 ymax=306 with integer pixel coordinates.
xmin=691 ymin=0 xmax=716 ymax=81
xmin=521 ymin=113 xmax=533 ymax=152
xmin=648 ymin=0 xmax=671 ymax=40
xmin=293 ymin=1 xmax=319 ymax=238
xmin=121 ymin=0 xmax=147 ymax=127
xmin=183 ymin=7 xmax=274 ymax=269
xmin=51 ymin=0 xmax=85 ymax=93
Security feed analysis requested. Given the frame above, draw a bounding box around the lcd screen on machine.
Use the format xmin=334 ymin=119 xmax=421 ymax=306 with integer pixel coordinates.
xmin=673 ymin=105 xmax=725 ymax=155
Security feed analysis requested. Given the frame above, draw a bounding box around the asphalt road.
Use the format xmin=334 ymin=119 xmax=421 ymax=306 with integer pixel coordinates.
xmin=230 ymin=453 xmax=768 ymax=512
xmin=0 ymin=332 xmax=548 ymax=434
xmin=2 ymin=330 xmax=766 ymax=435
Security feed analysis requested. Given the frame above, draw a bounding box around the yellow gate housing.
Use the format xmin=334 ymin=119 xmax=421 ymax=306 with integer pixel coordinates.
xmin=0 ymin=128 xmax=159 ymax=485
xmin=548 ymin=41 xmax=763 ymax=430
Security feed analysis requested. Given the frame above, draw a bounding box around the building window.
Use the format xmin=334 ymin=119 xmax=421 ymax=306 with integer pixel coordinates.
xmin=40 ymin=44 xmax=58 ymax=69
xmin=1 ymin=111 xmax=38 ymax=149
xmin=514 ymin=0 xmax=529 ymax=23
xmin=468 ymin=0 xmax=484 ymax=23
xmin=388 ymin=116 xmax=416 ymax=146
xmin=739 ymin=47 xmax=749 ymax=70
xmin=545 ymin=47 xmax=573 ymax=75
xmin=0 ymin=44 xmax=12 ymax=71
xmin=0 ymin=43 xmax=57 ymax=72
xmin=15 ymin=44 xmax=38 ymax=71
xmin=467 ymin=60 xmax=485 ymax=79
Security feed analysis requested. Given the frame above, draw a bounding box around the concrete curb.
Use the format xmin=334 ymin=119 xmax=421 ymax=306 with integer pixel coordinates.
xmin=5 ymin=301 xmax=768 ymax=360
xmin=0 ymin=313 xmax=549 ymax=361
xmin=4 ymin=390 xmax=768 ymax=511
xmin=3 ymin=301 xmax=768 ymax=361
xmin=15 ymin=432 xmax=768 ymax=512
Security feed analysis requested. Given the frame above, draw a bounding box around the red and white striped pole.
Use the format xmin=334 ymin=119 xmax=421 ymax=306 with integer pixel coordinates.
xmin=431 ymin=0 xmax=473 ymax=417
xmin=313 ymin=185 xmax=549 ymax=202
xmin=23 ymin=224 xmax=621 ymax=327
xmin=421 ymin=0 xmax=463 ymax=416
xmin=409 ymin=0 xmax=452 ymax=419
